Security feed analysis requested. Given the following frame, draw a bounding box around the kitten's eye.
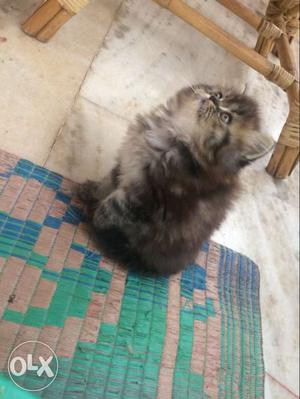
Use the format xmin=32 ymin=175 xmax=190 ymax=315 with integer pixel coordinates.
xmin=220 ymin=111 xmax=232 ymax=124
xmin=215 ymin=92 xmax=222 ymax=99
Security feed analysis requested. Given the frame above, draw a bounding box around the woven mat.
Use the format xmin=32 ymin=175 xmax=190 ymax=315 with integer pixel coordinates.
xmin=0 ymin=149 xmax=264 ymax=398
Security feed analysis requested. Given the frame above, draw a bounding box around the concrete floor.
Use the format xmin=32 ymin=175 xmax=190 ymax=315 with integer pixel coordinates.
xmin=0 ymin=0 xmax=299 ymax=397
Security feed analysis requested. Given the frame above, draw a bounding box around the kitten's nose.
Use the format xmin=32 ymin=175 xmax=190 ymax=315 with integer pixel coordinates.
xmin=209 ymin=95 xmax=218 ymax=106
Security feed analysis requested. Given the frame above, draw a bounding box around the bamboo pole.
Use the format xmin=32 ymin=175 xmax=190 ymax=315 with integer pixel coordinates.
xmin=276 ymin=29 xmax=299 ymax=102
xmin=22 ymin=0 xmax=88 ymax=42
xmin=266 ymin=34 xmax=299 ymax=178
xmin=217 ymin=0 xmax=283 ymax=57
xmin=216 ymin=0 xmax=261 ymax=30
xmin=153 ymin=0 xmax=294 ymax=90
xmin=255 ymin=34 xmax=276 ymax=57
xmin=256 ymin=0 xmax=299 ymax=57
xmin=36 ymin=9 xmax=72 ymax=42
xmin=22 ymin=0 xmax=62 ymax=37
xmin=255 ymin=0 xmax=277 ymax=56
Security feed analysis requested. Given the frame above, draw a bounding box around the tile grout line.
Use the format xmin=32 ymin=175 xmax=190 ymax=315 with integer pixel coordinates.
xmin=43 ymin=0 xmax=126 ymax=168
xmin=266 ymin=372 xmax=299 ymax=398
xmin=80 ymin=94 xmax=131 ymax=123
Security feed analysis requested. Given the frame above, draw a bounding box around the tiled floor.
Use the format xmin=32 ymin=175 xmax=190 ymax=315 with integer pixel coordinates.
xmin=0 ymin=0 xmax=299 ymax=397
xmin=0 ymin=0 xmax=122 ymax=164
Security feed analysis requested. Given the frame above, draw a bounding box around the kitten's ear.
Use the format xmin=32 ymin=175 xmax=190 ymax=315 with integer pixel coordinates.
xmin=243 ymin=130 xmax=275 ymax=162
xmin=219 ymin=131 xmax=274 ymax=173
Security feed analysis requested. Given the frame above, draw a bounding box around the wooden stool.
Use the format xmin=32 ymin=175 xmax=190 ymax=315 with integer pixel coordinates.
xmin=22 ymin=0 xmax=89 ymax=42
xmin=22 ymin=0 xmax=299 ymax=178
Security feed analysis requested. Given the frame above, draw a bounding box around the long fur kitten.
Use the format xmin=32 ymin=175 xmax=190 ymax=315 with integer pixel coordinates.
xmin=78 ymin=84 xmax=274 ymax=275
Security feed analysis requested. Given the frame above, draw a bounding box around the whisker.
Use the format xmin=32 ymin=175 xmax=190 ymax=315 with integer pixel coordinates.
xmin=175 ymin=59 xmax=198 ymax=93
xmin=180 ymin=76 xmax=197 ymax=94
xmin=155 ymin=54 xmax=198 ymax=95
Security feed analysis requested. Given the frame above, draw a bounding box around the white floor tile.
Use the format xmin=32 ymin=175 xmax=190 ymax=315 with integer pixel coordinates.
xmin=265 ymin=374 xmax=299 ymax=399
xmin=45 ymin=97 xmax=128 ymax=182
xmin=0 ymin=0 xmax=122 ymax=164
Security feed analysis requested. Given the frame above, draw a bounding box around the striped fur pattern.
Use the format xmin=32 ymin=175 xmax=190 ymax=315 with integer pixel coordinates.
xmin=78 ymin=84 xmax=274 ymax=274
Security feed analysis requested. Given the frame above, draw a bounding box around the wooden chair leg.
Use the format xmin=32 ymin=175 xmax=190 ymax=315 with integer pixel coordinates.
xmin=267 ymin=109 xmax=299 ymax=178
xmin=266 ymin=35 xmax=299 ymax=178
xmin=255 ymin=0 xmax=299 ymax=57
xmin=22 ymin=0 xmax=89 ymax=42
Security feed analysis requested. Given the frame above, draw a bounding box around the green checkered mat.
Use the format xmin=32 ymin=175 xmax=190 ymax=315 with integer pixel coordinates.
xmin=0 ymin=149 xmax=264 ymax=398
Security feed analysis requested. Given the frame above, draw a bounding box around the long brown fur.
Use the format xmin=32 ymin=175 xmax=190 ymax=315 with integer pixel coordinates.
xmin=77 ymin=84 xmax=274 ymax=275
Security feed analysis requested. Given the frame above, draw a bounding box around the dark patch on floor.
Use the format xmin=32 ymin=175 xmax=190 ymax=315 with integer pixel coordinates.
xmin=114 ymin=23 xmax=130 ymax=39
xmin=8 ymin=294 xmax=16 ymax=304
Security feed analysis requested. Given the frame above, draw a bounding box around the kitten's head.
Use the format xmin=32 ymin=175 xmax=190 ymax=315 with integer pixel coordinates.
xmin=165 ymin=84 xmax=274 ymax=174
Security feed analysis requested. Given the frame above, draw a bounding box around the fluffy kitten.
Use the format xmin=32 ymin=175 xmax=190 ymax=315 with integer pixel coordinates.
xmin=78 ymin=84 xmax=274 ymax=275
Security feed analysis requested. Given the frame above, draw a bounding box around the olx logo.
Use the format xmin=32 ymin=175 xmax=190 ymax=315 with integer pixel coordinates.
xmin=8 ymin=341 xmax=58 ymax=392
xmin=9 ymin=353 xmax=54 ymax=377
